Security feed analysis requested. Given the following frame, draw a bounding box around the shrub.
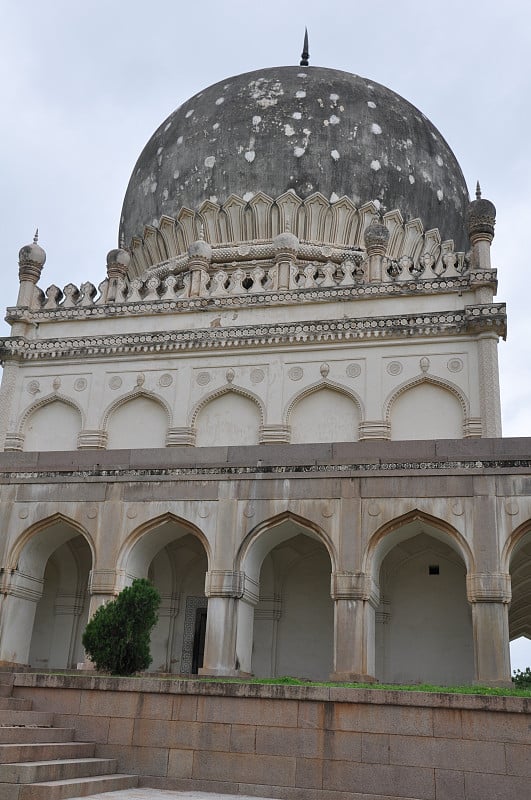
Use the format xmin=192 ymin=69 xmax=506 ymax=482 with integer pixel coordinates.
xmin=82 ymin=578 xmax=161 ymax=675
xmin=512 ymin=667 xmax=531 ymax=688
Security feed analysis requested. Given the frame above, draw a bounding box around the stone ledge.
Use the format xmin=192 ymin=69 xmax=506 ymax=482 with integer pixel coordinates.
xmin=12 ymin=672 xmax=531 ymax=713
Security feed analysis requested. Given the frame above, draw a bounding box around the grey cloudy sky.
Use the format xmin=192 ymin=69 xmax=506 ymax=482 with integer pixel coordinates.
xmin=1 ymin=1 xmax=530 ymax=667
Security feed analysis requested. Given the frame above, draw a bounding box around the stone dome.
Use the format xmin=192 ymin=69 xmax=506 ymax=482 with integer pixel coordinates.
xmin=120 ymin=66 xmax=470 ymax=251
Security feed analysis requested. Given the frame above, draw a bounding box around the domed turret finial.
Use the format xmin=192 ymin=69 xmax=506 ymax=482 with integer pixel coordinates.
xmin=300 ymin=28 xmax=309 ymax=67
xmin=466 ymin=183 xmax=496 ymax=268
xmin=18 ymin=230 xmax=47 ymax=306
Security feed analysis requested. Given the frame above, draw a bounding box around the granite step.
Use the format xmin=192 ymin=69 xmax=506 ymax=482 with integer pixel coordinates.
xmin=0 ymin=773 xmax=139 ymax=800
xmin=0 ymin=733 xmax=75 ymax=747
xmin=0 ymin=700 xmax=32 ymax=713
xmin=0 ymin=713 xmax=54 ymax=729
xmin=0 ymin=744 xmax=95 ymax=765
xmin=0 ymin=758 xmax=117 ymax=784
xmin=0 ymin=683 xmax=14 ymax=699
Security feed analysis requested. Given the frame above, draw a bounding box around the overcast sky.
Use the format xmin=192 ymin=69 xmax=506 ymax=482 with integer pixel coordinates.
xmin=1 ymin=0 xmax=530 ymax=669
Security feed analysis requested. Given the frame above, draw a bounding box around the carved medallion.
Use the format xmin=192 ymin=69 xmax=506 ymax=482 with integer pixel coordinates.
xmin=196 ymin=372 xmax=211 ymax=386
xmin=27 ymin=380 xmax=40 ymax=395
xmin=109 ymin=376 xmax=122 ymax=390
xmin=387 ymin=361 xmax=403 ymax=376
xmin=250 ymin=368 xmax=265 ymax=384
xmin=447 ymin=358 xmax=463 ymax=373
xmin=288 ymin=366 xmax=303 ymax=381
xmin=74 ymin=378 xmax=87 ymax=392
xmin=158 ymin=373 xmax=173 ymax=387
xmin=346 ymin=363 xmax=361 ymax=378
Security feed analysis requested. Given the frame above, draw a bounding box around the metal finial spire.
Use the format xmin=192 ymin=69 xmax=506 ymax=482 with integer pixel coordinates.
xmin=300 ymin=28 xmax=309 ymax=67
xmin=476 ymin=181 xmax=482 ymax=200
xmin=33 ymin=228 xmax=39 ymax=244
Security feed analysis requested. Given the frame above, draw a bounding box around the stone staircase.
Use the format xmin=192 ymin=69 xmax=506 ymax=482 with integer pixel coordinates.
xmin=0 ymin=674 xmax=138 ymax=800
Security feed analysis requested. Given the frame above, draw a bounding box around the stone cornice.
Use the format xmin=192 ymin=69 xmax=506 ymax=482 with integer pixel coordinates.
xmin=4 ymin=271 xmax=497 ymax=325
xmin=0 ymin=304 xmax=506 ymax=363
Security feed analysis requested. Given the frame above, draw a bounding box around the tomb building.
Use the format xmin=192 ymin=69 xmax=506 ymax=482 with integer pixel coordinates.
xmin=0 ymin=63 xmax=528 ymax=686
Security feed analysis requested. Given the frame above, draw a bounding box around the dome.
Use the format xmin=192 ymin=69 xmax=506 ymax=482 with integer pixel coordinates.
xmin=120 ymin=66 xmax=470 ymax=251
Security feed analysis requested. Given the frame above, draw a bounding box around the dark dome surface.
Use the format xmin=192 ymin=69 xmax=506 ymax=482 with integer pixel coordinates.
xmin=120 ymin=66 xmax=470 ymax=250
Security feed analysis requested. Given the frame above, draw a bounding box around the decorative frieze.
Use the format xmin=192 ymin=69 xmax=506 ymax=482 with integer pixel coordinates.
xmin=0 ymin=305 xmax=507 ymax=364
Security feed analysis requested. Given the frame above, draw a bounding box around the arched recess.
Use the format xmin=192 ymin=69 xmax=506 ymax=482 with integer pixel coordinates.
xmin=0 ymin=515 xmax=93 ymax=668
xmin=503 ymin=521 xmax=531 ymax=667
xmin=192 ymin=386 xmax=264 ymax=447
xmin=118 ymin=514 xmax=211 ymax=673
xmin=104 ymin=390 xmax=171 ymax=449
xmin=286 ymin=382 xmax=362 ymax=444
xmin=238 ymin=512 xmax=336 ymax=680
xmin=365 ymin=510 xmax=474 ymax=685
xmin=22 ymin=395 xmax=83 ymax=451
xmin=386 ymin=377 xmax=467 ymax=440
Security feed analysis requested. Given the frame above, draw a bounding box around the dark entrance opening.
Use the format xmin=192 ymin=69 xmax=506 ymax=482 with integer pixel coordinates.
xmin=191 ymin=607 xmax=207 ymax=673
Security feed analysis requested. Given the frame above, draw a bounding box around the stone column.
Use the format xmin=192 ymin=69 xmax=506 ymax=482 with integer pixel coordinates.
xmin=467 ymin=572 xmax=512 ymax=686
xmin=330 ymin=572 xmax=379 ymax=682
xmin=199 ymin=570 xmax=252 ymax=677
xmin=0 ymin=571 xmax=43 ymax=666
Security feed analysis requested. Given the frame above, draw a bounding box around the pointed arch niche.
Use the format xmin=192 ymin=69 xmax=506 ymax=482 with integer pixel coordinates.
xmin=238 ymin=513 xmax=335 ymax=680
xmin=0 ymin=516 xmax=93 ymax=669
xmin=193 ymin=388 xmax=262 ymax=447
xmin=105 ymin=392 xmax=169 ymax=449
xmin=387 ymin=378 xmax=466 ymax=440
xmin=368 ymin=511 xmax=474 ymax=685
xmin=23 ymin=397 xmax=82 ymax=451
xmin=118 ymin=514 xmax=210 ymax=673
xmin=287 ymin=384 xmax=361 ymax=444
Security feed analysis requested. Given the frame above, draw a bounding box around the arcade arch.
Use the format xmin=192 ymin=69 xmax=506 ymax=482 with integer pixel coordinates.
xmin=505 ymin=522 xmax=531 ymax=670
xmin=0 ymin=516 xmax=93 ymax=668
xmin=238 ymin=513 xmax=335 ymax=680
xmin=118 ymin=514 xmax=210 ymax=673
xmin=367 ymin=511 xmax=474 ymax=685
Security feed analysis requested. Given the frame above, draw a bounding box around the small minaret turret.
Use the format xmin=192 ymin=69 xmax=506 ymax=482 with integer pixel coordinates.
xmin=466 ymin=181 xmax=496 ymax=269
xmin=106 ymin=236 xmax=131 ymax=302
xmin=364 ymin=216 xmax=390 ymax=281
xmin=17 ymin=229 xmax=46 ymax=308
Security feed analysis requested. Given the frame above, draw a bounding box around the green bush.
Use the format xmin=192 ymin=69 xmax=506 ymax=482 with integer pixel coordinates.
xmin=512 ymin=667 xmax=531 ymax=688
xmin=82 ymin=578 xmax=161 ymax=675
